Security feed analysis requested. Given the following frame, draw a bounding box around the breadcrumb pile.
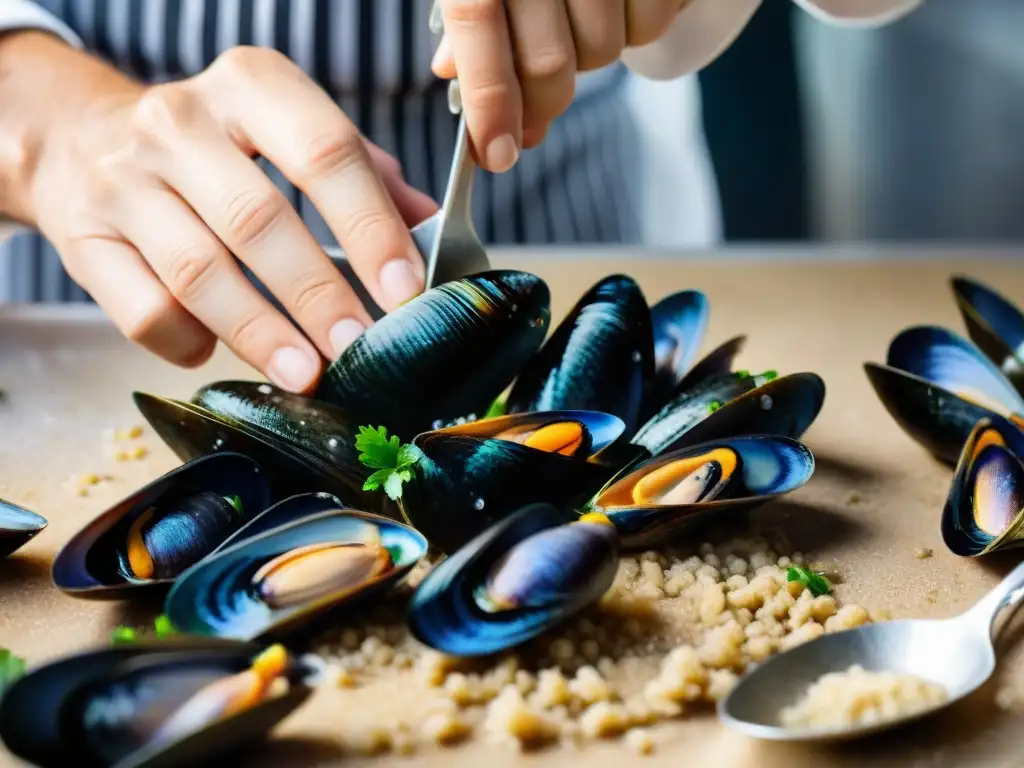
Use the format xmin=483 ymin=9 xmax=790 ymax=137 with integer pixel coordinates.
xmin=780 ymin=664 xmax=948 ymax=731
xmin=309 ymin=534 xmax=876 ymax=757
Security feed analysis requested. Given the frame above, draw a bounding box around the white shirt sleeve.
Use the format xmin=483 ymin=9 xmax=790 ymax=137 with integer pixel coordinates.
xmin=0 ymin=0 xmax=83 ymax=48
xmin=621 ymin=0 xmax=924 ymax=81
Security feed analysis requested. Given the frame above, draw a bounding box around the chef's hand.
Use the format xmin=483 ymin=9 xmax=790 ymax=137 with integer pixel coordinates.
xmin=4 ymin=33 xmax=437 ymax=393
xmin=431 ymin=0 xmax=684 ymax=171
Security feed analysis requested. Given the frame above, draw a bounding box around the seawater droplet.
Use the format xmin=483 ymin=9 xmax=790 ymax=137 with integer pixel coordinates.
xmin=327 ymin=438 xmax=339 ymax=449
xmin=214 ymin=438 xmax=225 ymax=450
xmin=455 ymin=417 xmax=466 ymax=425
xmin=467 ymin=413 xmax=477 ymax=422
xmin=258 ymin=384 xmax=272 ymax=395
xmin=432 ymin=419 xmax=443 ymax=430
xmin=760 ymin=395 xmax=774 ymax=410
xmin=511 ymin=303 xmax=519 ymax=312
xmin=631 ymin=350 xmax=642 ymax=363
xmin=473 ymin=498 xmax=486 ymax=511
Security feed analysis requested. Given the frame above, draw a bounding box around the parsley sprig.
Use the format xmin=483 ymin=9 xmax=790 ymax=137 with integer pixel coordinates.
xmin=356 ymin=426 xmax=421 ymax=501
xmin=0 ymin=649 xmax=26 ymax=697
xmin=111 ymin=614 xmax=178 ymax=645
xmin=786 ymin=565 xmax=832 ymax=597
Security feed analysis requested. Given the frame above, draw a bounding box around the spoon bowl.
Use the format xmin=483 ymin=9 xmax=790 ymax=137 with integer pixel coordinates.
xmin=719 ymin=561 xmax=1024 ymax=742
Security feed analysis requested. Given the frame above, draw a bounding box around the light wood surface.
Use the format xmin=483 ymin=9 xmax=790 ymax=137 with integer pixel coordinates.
xmin=1 ymin=250 xmax=1024 ymax=767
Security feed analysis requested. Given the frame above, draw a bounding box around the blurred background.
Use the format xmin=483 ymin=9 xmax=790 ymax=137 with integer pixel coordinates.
xmin=634 ymin=0 xmax=1024 ymax=248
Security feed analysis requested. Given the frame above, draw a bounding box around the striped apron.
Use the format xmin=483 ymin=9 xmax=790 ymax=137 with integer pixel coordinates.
xmin=2 ymin=0 xmax=642 ymax=302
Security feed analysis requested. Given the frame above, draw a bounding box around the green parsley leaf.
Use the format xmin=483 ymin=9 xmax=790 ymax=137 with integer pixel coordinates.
xmin=484 ymin=397 xmax=507 ymax=419
xmin=707 ymin=400 xmax=722 ymax=414
xmin=0 ymin=649 xmax=26 ymax=697
xmin=224 ymin=495 xmax=243 ymax=515
xmin=111 ymin=626 xmax=138 ymax=644
xmin=786 ymin=565 xmax=832 ymax=597
xmin=735 ymin=370 xmax=750 ymax=379
xmin=357 ymin=426 xmax=420 ymax=501
xmin=356 ymin=425 xmax=404 ymax=469
xmin=758 ymin=369 xmax=779 ymax=382
xmin=154 ymin=614 xmax=176 ymax=638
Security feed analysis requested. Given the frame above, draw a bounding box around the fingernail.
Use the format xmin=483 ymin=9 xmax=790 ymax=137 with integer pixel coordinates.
xmin=431 ymin=36 xmax=451 ymax=72
xmin=485 ymin=134 xmax=519 ymax=173
xmin=267 ymin=346 xmax=319 ymax=392
xmin=329 ymin=318 xmax=366 ymax=358
xmin=380 ymin=258 xmax=425 ymax=309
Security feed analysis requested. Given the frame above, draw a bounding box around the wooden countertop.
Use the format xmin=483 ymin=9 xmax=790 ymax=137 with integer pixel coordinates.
xmin=1 ymin=251 xmax=1023 ymax=767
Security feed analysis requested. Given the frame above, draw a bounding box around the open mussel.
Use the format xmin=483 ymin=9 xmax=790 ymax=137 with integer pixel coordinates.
xmin=507 ymin=275 xmax=654 ymax=436
xmin=0 ymin=499 xmax=47 ymax=558
xmin=588 ymin=435 xmax=814 ymax=549
xmin=632 ymin=371 xmax=825 ymax=458
xmin=408 ymin=503 xmax=619 ymax=657
xmin=164 ymin=505 xmax=426 ymax=641
xmin=364 ymin=410 xmax=626 ymax=554
xmin=52 ymin=453 xmax=271 ymax=599
xmin=0 ymin=638 xmax=315 ymax=768
xmin=865 ymin=326 xmax=1024 ymax=464
xmin=941 ymin=414 xmax=1024 ymax=557
xmin=951 ymin=276 xmax=1024 ymax=393
xmin=315 ymin=270 xmax=550 ymax=440
xmin=133 ymin=393 xmax=382 ymax=512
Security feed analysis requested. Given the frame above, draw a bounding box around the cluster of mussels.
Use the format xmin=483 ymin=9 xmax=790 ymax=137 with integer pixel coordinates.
xmin=0 ymin=270 xmax=827 ymax=767
xmin=865 ymin=276 xmax=1024 ymax=558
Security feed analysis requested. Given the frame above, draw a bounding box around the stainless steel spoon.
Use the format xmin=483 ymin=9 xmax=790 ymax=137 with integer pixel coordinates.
xmin=718 ymin=560 xmax=1024 ymax=742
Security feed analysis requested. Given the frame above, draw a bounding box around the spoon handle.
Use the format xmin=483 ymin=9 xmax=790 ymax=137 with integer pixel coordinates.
xmin=966 ymin=561 xmax=1024 ymax=639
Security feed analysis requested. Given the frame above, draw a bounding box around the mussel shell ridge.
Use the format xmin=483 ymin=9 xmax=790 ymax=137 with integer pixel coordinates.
xmin=52 ymin=452 xmax=271 ymax=599
xmin=315 ymin=270 xmax=551 ymax=440
xmin=506 ymin=274 xmax=654 ymax=437
xmin=408 ymin=503 xmax=619 ymax=657
xmin=165 ymin=509 xmax=427 ymax=641
xmin=863 ymin=362 xmax=1019 ymax=465
xmin=0 ymin=639 xmax=313 ymax=768
xmin=401 ymin=413 xmax=624 ymax=554
xmin=134 ymin=393 xmax=382 ymax=511
xmin=951 ymin=276 xmax=1024 ymax=393
xmin=941 ymin=414 xmax=1024 ymax=557
xmin=593 ymin=436 xmax=814 ymax=549
xmin=0 ymin=499 xmax=47 ymax=558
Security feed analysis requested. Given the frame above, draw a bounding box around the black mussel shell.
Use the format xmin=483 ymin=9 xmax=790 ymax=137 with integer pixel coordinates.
xmin=0 ymin=638 xmax=314 ymax=768
xmin=952 ymin=276 xmax=1024 ymax=394
xmin=942 ymin=414 xmax=1024 ymax=557
xmin=398 ymin=411 xmax=626 ymax=554
xmin=647 ymin=290 xmax=709 ymax=414
xmin=191 ymin=380 xmax=366 ymax=473
xmin=887 ymin=326 xmax=1024 ymax=416
xmin=863 ymin=362 xmax=1016 ymax=466
xmin=133 ymin=393 xmax=383 ymax=512
xmin=408 ymin=503 xmax=619 ymax=657
xmin=591 ymin=435 xmax=814 ymax=549
xmin=0 ymin=499 xmax=47 ymax=558
xmin=315 ymin=270 xmax=550 ymax=440
xmin=672 ymin=335 xmax=748 ymax=398
xmin=506 ymin=274 xmax=654 ymax=437
xmin=211 ymin=492 xmax=347 ymax=556
xmin=52 ymin=453 xmax=272 ymax=599
xmin=632 ymin=369 xmax=771 ymax=457
xmin=165 ymin=508 xmax=427 ymax=641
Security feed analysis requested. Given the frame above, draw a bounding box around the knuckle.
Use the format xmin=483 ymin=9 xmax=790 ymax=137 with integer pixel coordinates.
xmin=210 ymin=45 xmax=289 ymax=83
xmin=443 ymin=0 xmax=504 ymax=25
xmin=295 ymin=129 xmax=364 ymax=182
xmin=122 ymin=292 xmax=177 ymax=344
xmin=132 ymin=85 xmax=200 ymax=142
xmin=164 ymin=240 xmax=223 ymax=302
xmin=462 ymin=79 xmax=517 ymax=114
xmin=520 ymin=46 xmax=575 ymax=82
xmin=344 ymin=208 xmax=408 ymax=260
xmin=290 ymin=272 xmax=346 ymax=319
xmin=226 ymin=312 xmax=275 ymax=356
xmin=222 ymin=188 xmax=289 ymax=248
